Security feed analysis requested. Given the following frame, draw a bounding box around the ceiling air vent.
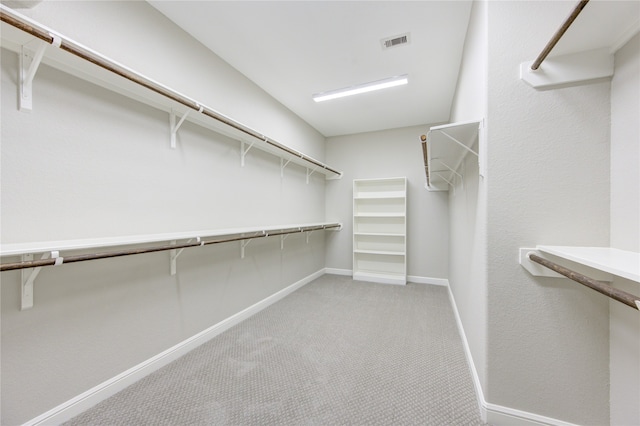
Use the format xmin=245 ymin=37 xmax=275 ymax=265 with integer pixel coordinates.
xmin=381 ymin=33 xmax=410 ymax=50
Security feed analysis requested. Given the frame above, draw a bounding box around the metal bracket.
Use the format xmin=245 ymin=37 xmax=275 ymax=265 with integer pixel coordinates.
xmin=434 ymin=159 xmax=464 ymax=190
xmin=281 ymin=158 xmax=292 ymax=178
xmin=280 ymin=234 xmax=289 ymax=250
xmin=169 ymin=237 xmax=201 ymax=275
xmin=306 ymin=167 xmax=318 ymax=184
xmin=169 ymin=109 xmax=191 ymax=149
xmin=438 ymin=130 xmax=479 ymax=157
xmin=240 ymin=239 xmax=252 ymax=259
xmin=241 ymin=141 xmax=255 ymax=167
xmin=21 ymin=251 xmax=61 ymax=310
xmin=20 ymin=40 xmax=48 ymax=111
xmin=433 ymin=172 xmax=455 ymax=188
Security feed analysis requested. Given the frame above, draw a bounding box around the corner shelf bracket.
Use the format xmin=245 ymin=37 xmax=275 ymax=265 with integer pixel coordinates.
xmin=438 ymin=130 xmax=478 ymax=158
xmin=434 ymin=159 xmax=464 ymax=190
xmin=433 ymin=172 xmax=455 ymax=188
xmin=19 ymin=38 xmax=54 ymax=111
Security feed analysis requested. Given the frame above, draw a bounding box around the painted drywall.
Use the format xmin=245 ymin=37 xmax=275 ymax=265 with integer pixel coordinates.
xmin=447 ymin=0 xmax=488 ymax=401
xmin=1 ymin=2 xmax=328 ymax=424
xmin=324 ymin=125 xmax=449 ymax=282
xmin=485 ymin=2 xmax=610 ymax=424
xmin=609 ymin=32 xmax=640 ymax=426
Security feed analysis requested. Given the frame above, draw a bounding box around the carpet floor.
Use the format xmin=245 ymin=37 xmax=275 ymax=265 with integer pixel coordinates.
xmin=65 ymin=275 xmax=485 ymax=425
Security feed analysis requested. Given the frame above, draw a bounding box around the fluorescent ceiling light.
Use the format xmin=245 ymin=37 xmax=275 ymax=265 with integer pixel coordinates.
xmin=312 ymin=74 xmax=408 ymax=102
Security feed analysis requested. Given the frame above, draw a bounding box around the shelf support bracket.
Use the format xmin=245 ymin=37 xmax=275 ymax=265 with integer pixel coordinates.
xmin=281 ymin=158 xmax=292 ymax=178
xmin=306 ymin=230 xmax=314 ymax=244
xmin=170 ymin=237 xmax=201 ymax=275
xmin=438 ymin=131 xmax=479 ymax=157
xmin=434 ymin=159 xmax=463 ymax=180
xmin=240 ymin=239 xmax=252 ymax=259
xmin=169 ymin=109 xmax=191 ymax=149
xmin=434 ymin=159 xmax=464 ymax=189
xmin=434 ymin=172 xmax=455 ymax=188
xmin=20 ymin=39 xmax=50 ymax=111
xmin=241 ymin=141 xmax=255 ymax=167
xmin=306 ymin=166 xmax=318 ymax=184
xmin=280 ymin=234 xmax=289 ymax=250
xmin=21 ymin=251 xmax=59 ymax=310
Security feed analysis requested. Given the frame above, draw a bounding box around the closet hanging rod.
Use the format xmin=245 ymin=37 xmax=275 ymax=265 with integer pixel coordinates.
xmin=420 ymin=135 xmax=430 ymax=187
xmin=0 ymin=224 xmax=341 ymax=272
xmin=530 ymin=0 xmax=590 ymax=70
xmin=0 ymin=6 xmax=341 ymax=177
xmin=528 ymin=253 xmax=640 ymax=310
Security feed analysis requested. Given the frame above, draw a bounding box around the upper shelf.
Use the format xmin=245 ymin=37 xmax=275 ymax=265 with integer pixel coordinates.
xmin=537 ymin=246 xmax=640 ymax=283
xmin=0 ymin=6 xmax=342 ymax=179
xmin=423 ymin=120 xmax=481 ymax=191
xmin=0 ymin=222 xmax=341 ymax=258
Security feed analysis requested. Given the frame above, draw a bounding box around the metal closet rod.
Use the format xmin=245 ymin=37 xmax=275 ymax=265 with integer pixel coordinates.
xmin=420 ymin=136 xmax=430 ymax=187
xmin=0 ymin=224 xmax=341 ymax=272
xmin=0 ymin=8 xmax=341 ymax=177
xmin=530 ymin=0 xmax=590 ymax=71
xmin=528 ymin=253 xmax=640 ymax=311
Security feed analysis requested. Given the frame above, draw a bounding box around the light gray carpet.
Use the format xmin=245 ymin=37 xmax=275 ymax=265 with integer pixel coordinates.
xmin=66 ymin=275 xmax=485 ymax=425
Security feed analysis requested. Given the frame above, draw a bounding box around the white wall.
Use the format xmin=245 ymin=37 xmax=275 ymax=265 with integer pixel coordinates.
xmin=447 ymin=0 xmax=488 ymax=401
xmin=485 ymin=2 xmax=610 ymax=424
xmin=609 ymin=32 xmax=640 ymax=426
xmin=0 ymin=2 xmax=329 ymax=424
xmin=325 ymin=125 xmax=449 ymax=282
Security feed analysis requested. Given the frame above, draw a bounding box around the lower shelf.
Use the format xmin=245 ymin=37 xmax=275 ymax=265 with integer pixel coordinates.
xmin=353 ymin=271 xmax=406 ymax=285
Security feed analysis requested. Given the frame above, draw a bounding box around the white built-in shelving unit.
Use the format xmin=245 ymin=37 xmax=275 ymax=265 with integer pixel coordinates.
xmin=423 ymin=120 xmax=482 ymax=191
xmin=353 ymin=177 xmax=407 ymax=285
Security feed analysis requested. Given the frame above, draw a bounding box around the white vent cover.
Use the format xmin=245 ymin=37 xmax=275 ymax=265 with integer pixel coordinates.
xmin=381 ymin=33 xmax=410 ymax=50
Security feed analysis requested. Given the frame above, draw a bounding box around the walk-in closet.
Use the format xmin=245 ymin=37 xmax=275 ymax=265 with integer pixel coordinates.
xmin=1 ymin=1 xmax=638 ymax=425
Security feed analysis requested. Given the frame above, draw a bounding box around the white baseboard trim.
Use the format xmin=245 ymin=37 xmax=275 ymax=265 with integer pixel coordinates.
xmin=324 ymin=267 xmax=352 ymax=276
xmin=446 ymin=283 xmax=580 ymax=426
xmin=407 ymin=275 xmax=449 ymax=286
xmin=485 ymin=403 xmax=581 ymax=426
xmin=25 ymin=268 xmax=326 ymax=426
xmin=324 ymin=269 xmax=448 ymax=288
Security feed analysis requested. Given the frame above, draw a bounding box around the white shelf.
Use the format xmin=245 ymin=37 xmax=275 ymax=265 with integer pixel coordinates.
xmin=0 ymin=222 xmax=340 ymax=257
xmin=354 ymin=232 xmax=405 ymax=237
xmin=354 ymin=213 xmax=405 ymax=218
xmin=424 ymin=120 xmax=481 ymax=191
xmin=353 ymin=271 xmax=406 ymax=286
xmin=537 ymin=246 xmax=640 ymax=283
xmin=353 ymin=177 xmax=407 ymax=285
xmin=354 ymin=250 xmax=405 ymax=256
xmin=354 ymin=191 xmax=405 ymax=199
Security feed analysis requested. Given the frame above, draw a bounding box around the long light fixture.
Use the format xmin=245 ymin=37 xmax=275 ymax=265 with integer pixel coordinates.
xmin=312 ymin=74 xmax=408 ymax=103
